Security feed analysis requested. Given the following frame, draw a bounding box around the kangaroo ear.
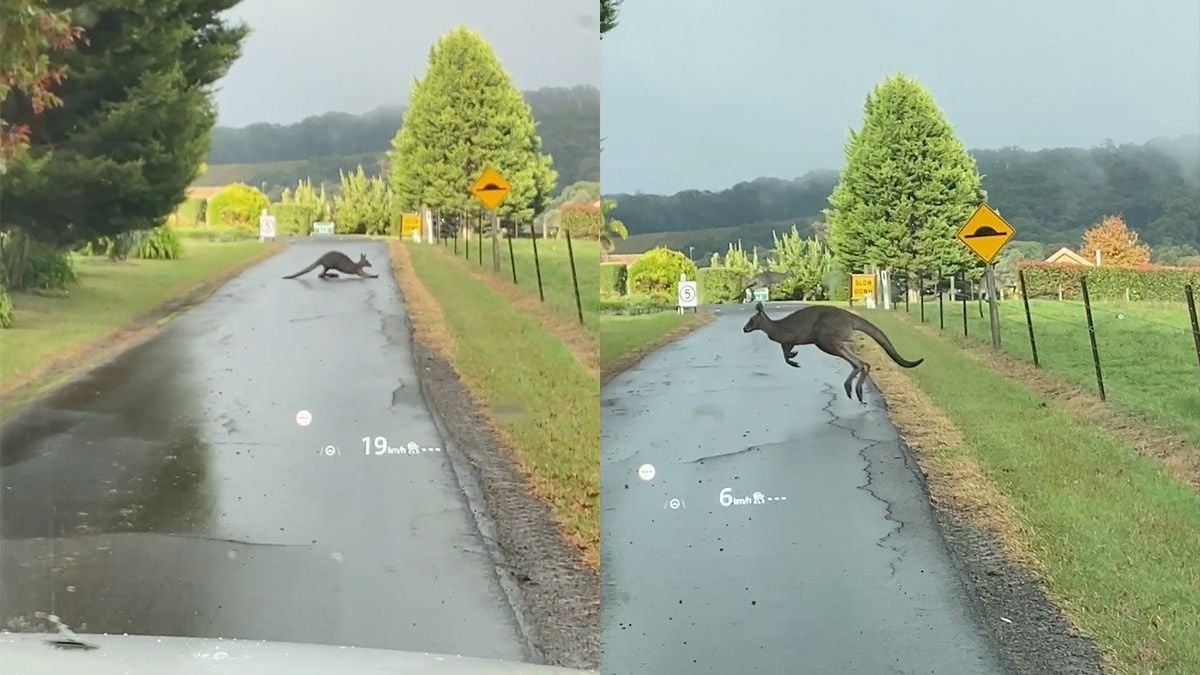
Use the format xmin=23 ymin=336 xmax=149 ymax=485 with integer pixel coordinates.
xmin=755 ymin=302 xmax=764 ymax=314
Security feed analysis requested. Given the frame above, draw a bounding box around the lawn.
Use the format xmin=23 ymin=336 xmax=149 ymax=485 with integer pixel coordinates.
xmin=862 ymin=308 xmax=1200 ymax=674
xmin=0 ymin=240 xmax=271 ymax=391
xmin=404 ymin=242 xmax=599 ymax=563
xmin=599 ymin=310 xmax=710 ymax=382
xmin=436 ymin=235 xmax=600 ymax=333
xmin=910 ymin=296 xmax=1200 ymax=444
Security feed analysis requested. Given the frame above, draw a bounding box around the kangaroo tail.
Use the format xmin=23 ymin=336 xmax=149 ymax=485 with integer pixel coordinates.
xmin=851 ymin=315 xmax=924 ymax=368
xmin=282 ymin=260 xmax=319 ymax=279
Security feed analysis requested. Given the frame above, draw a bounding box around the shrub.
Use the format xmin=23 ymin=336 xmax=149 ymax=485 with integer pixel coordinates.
xmin=627 ymin=246 xmax=697 ymax=300
xmin=560 ymin=202 xmax=602 ymax=237
xmin=697 ymin=266 xmax=744 ymax=303
xmin=600 ymin=262 xmax=627 ymax=296
xmin=0 ymin=285 xmax=13 ymax=328
xmin=174 ymin=197 xmax=206 ymax=226
xmin=172 ymin=225 xmax=257 ymax=241
xmin=270 ymin=202 xmax=319 ymax=236
xmin=206 ymin=183 xmax=269 ymax=228
xmin=22 ymin=244 xmax=77 ymax=290
xmin=599 ymin=294 xmax=675 ymax=314
xmin=1018 ymin=262 xmax=1200 ymax=302
xmin=134 ymin=227 xmax=183 ymax=260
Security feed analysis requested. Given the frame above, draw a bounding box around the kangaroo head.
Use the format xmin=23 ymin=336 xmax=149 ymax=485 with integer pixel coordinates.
xmin=358 ymin=254 xmax=372 ymax=268
xmin=742 ymin=302 xmax=767 ymax=333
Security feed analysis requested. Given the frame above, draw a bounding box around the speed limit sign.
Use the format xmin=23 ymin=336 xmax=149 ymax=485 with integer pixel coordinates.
xmin=677 ymin=279 xmax=698 ymax=310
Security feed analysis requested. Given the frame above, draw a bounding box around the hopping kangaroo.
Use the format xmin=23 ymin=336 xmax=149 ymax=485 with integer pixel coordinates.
xmin=742 ymin=302 xmax=923 ymax=402
xmin=282 ymin=251 xmax=377 ymax=279
xmin=740 ymin=270 xmax=787 ymax=301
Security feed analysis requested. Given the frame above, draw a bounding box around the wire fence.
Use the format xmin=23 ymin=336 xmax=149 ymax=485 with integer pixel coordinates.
xmin=875 ymin=272 xmax=1200 ymax=444
xmin=424 ymin=211 xmax=597 ymax=331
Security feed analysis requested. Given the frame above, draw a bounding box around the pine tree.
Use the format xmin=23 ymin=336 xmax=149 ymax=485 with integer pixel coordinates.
xmin=1 ymin=0 xmax=248 ymax=245
xmin=389 ymin=26 xmax=557 ymax=265
xmin=825 ymin=73 xmax=985 ymax=278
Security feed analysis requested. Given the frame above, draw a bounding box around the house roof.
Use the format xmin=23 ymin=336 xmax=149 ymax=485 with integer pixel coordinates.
xmin=1044 ymin=247 xmax=1093 ymax=266
xmin=186 ymin=186 xmax=224 ymax=200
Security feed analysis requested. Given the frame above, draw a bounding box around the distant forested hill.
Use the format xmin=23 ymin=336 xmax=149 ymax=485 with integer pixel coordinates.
xmin=198 ymin=85 xmax=599 ymax=196
xmin=607 ymin=136 xmax=1200 ymax=258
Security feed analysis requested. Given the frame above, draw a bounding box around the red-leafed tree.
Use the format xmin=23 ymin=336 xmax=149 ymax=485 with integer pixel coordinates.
xmin=0 ymin=0 xmax=82 ymax=164
xmin=1080 ymin=214 xmax=1151 ymax=266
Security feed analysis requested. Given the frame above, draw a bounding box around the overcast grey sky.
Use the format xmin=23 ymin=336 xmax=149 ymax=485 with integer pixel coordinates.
xmin=601 ymin=0 xmax=1200 ymax=195
xmin=213 ymin=0 xmax=598 ymax=127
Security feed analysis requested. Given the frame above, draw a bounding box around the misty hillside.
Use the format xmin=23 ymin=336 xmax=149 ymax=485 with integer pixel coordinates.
xmin=607 ymin=135 xmax=1200 ymax=258
xmin=198 ymin=85 xmax=599 ymax=195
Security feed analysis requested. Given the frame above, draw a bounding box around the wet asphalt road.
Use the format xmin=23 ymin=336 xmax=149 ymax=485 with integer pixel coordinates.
xmin=0 ymin=239 xmax=527 ymax=661
xmin=600 ymin=303 xmax=1004 ymax=674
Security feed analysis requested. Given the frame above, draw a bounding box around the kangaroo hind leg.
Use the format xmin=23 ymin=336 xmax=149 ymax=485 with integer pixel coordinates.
xmin=834 ymin=341 xmax=871 ymax=403
xmin=816 ymin=340 xmax=860 ymax=400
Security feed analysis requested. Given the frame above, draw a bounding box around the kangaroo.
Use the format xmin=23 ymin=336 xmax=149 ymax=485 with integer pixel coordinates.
xmin=282 ymin=251 xmax=377 ymax=279
xmin=742 ymin=302 xmax=923 ymax=403
xmin=740 ymin=270 xmax=787 ymax=301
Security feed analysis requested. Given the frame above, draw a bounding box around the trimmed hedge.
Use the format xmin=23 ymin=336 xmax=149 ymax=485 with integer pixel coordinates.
xmin=600 ymin=262 xmax=627 ymax=296
xmin=599 ymin=294 xmax=675 ymax=314
xmin=698 ymin=267 xmax=744 ymax=304
xmin=270 ymin=202 xmax=318 ymax=236
xmin=1019 ymin=262 xmax=1200 ymax=302
xmin=0 ymin=286 xmax=13 ymax=328
xmin=174 ymin=197 xmax=206 ymax=226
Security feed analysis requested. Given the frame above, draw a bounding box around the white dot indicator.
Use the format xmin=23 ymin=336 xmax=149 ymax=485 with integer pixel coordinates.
xmin=637 ymin=463 xmax=656 ymax=481
xmin=295 ymin=410 xmax=312 ymax=427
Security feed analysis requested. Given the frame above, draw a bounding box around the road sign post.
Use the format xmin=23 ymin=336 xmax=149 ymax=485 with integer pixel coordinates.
xmin=258 ymin=210 xmax=276 ymax=242
xmin=469 ymin=167 xmax=511 ymax=275
xmin=956 ymin=204 xmax=1015 ymax=349
xmin=677 ymin=275 xmax=698 ymax=315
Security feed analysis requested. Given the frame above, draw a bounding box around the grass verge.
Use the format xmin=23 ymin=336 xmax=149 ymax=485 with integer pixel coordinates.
xmin=599 ymin=311 xmax=712 ymax=383
xmin=435 ymin=236 xmax=600 ymax=333
xmin=398 ymin=242 xmax=599 ymax=566
xmin=1 ymin=241 xmax=277 ymax=414
xmin=858 ymin=307 xmax=1200 ymax=674
xmin=914 ymin=296 xmax=1200 ymax=445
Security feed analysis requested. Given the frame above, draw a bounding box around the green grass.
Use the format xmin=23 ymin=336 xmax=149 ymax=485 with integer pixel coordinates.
xmin=0 ymin=241 xmax=269 ymax=389
xmin=600 ymin=311 xmax=701 ymax=369
xmin=404 ymin=242 xmax=599 ymax=562
xmin=436 ymin=235 xmax=600 ymax=333
xmin=908 ymin=296 xmax=1200 ymax=444
xmin=862 ymin=308 xmax=1200 ymax=674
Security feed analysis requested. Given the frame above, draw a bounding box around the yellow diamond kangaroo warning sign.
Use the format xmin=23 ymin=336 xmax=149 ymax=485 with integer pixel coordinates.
xmin=470 ymin=167 xmax=511 ymax=210
xmin=956 ymin=203 xmax=1015 ymax=264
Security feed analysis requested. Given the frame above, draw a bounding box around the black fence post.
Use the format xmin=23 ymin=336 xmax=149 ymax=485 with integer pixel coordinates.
xmin=904 ymin=273 xmax=910 ymax=313
xmin=453 ymin=226 xmax=458 ymax=255
xmin=1186 ymin=284 xmax=1200 ymax=384
xmin=508 ymin=233 xmax=518 ymax=284
xmin=939 ymin=289 xmax=945 ymax=330
xmin=1080 ymin=276 xmax=1106 ymax=401
xmin=531 ymin=235 xmax=545 ymax=302
xmin=919 ymin=271 xmax=925 ymax=323
xmin=565 ymin=230 xmax=584 ymax=325
xmin=464 ymin=223 xmax=469 ymax=259
xmin=961 ymin=274 xmax=968 ymax=337
xmin=1018 ymin=269 xmax=1040 ymax=368
xmin=477 ymin=216 xmax=482 ymax=266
